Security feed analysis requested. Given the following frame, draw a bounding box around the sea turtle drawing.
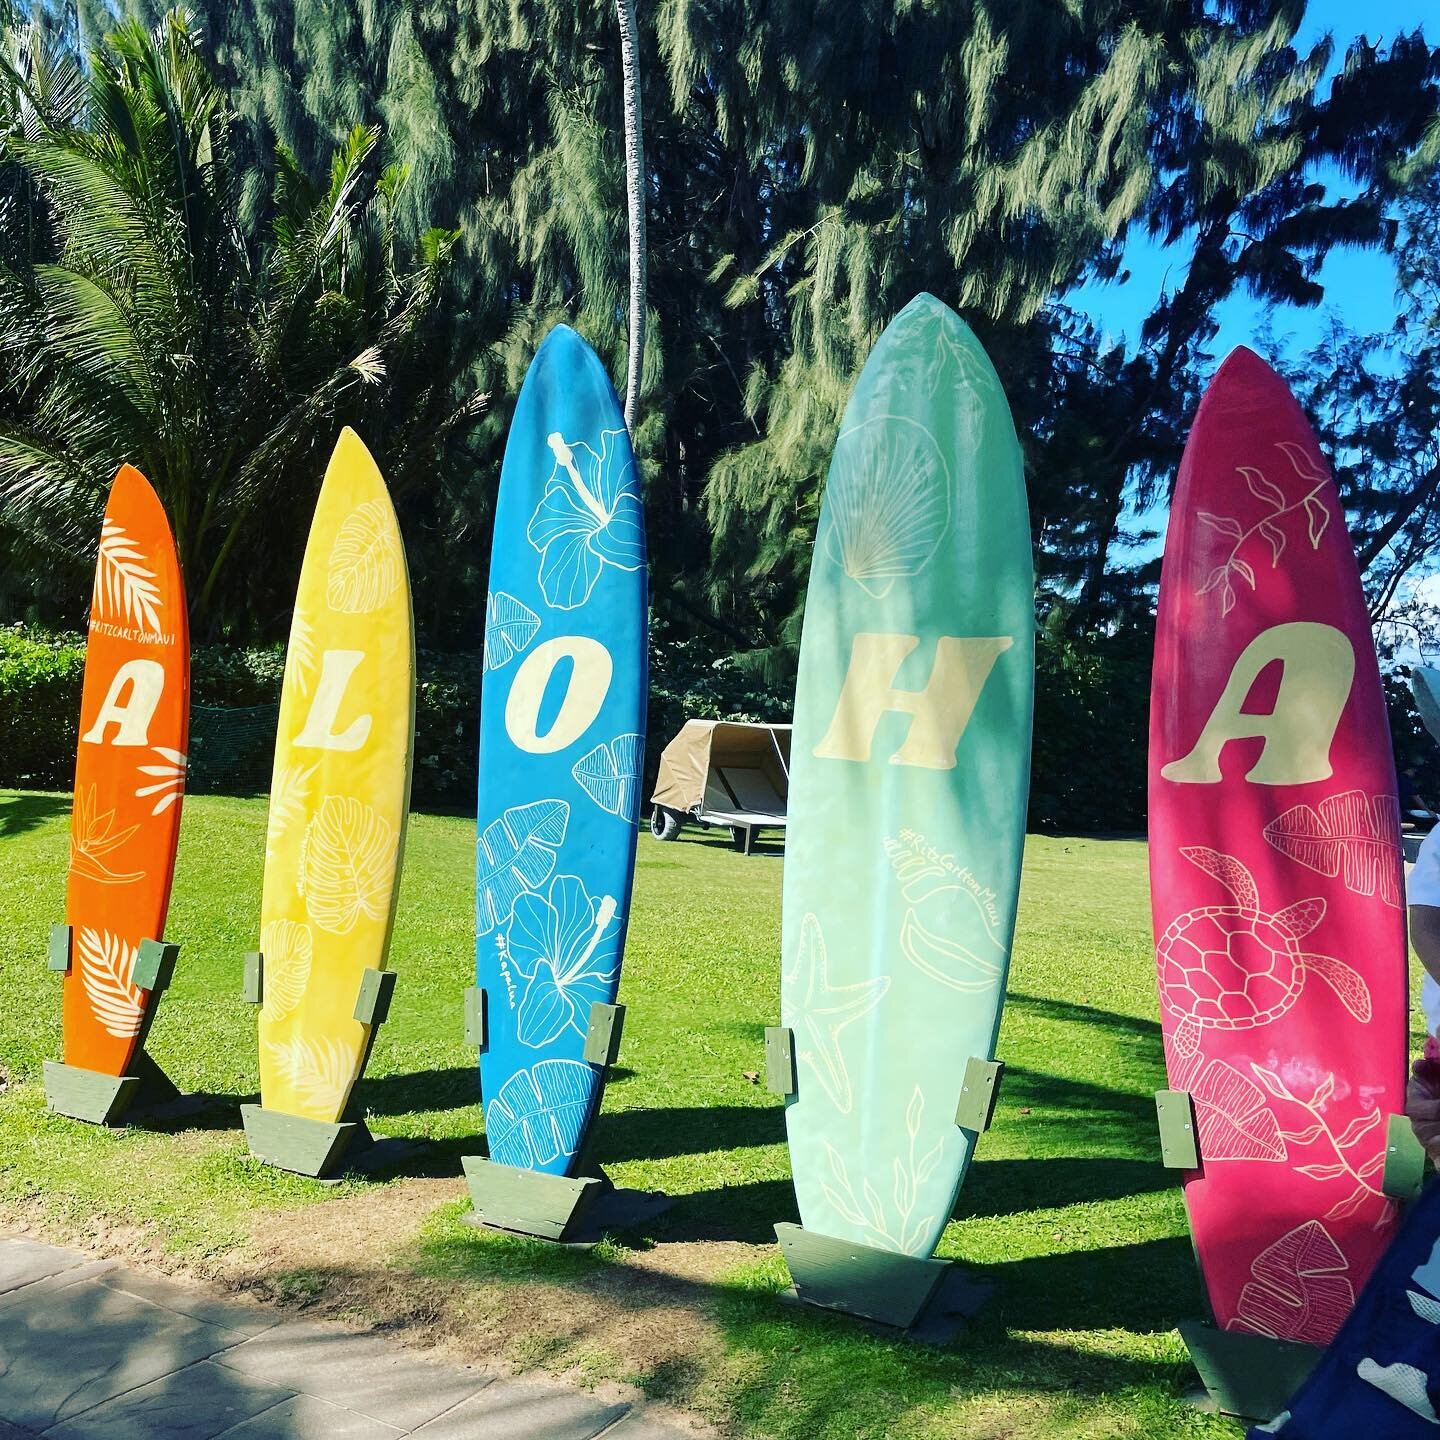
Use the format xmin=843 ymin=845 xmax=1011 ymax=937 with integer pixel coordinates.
xmin=1157 ymin=846 xmax=1371 ymax=1048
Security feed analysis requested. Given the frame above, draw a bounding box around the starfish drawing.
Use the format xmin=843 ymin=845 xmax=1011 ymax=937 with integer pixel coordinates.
xmin=785 ymin=912 xmax=891 ymax=1114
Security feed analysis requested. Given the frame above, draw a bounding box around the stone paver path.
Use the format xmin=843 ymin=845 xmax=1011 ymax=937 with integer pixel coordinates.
xmin=0 ymin=1238 xmax=688 ymax=1439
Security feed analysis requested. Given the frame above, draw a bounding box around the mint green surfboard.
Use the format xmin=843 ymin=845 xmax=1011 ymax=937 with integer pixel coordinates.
xmin=781 ymin=294 xmax=1034 ymax=1260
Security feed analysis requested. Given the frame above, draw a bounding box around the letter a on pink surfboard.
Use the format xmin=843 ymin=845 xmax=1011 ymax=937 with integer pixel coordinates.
xmin=1149 ymin=347 xmax=1407 ymax=1347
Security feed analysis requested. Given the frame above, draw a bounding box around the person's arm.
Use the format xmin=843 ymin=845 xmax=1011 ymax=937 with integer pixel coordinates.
xmin=1412 ymin=905 xmax=1440 ymax=990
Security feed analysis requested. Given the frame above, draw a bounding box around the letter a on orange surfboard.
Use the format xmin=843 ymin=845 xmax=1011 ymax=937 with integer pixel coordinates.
xmin=64 ymin=465 xmax=189 ymax=1076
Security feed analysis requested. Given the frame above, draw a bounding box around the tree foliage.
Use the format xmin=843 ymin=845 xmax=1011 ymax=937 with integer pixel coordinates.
xmin=0 ymin=7 xmax=478 ymax=638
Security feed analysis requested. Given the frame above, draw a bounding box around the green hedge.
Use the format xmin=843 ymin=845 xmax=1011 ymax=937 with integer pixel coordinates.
xmin=0 ymin=623 xmax=792 ymax=810
xmin=5 ymin=621 xmax=1426 ymax=831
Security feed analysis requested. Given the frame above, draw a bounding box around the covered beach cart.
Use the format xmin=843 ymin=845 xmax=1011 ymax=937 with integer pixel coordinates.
xmin=649 ymin=720 xmax=790 ymax=854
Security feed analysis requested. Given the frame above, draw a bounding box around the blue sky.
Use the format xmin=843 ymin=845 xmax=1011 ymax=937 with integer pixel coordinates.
xmin=1071 ymin=0 xmax=1432 ymax=362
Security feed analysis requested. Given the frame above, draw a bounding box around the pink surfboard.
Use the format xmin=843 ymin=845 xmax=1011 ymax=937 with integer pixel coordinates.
xmin=1149 ymin=347 xmax=1407 ymax=1348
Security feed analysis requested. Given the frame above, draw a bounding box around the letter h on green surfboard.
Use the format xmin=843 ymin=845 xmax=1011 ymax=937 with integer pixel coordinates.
xmin=771 ymin=294 xmax=1034 ymax=1329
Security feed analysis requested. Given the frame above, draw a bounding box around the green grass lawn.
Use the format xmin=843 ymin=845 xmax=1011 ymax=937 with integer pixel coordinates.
xmin=3 ymin=789 xmax=1411 ymax=1438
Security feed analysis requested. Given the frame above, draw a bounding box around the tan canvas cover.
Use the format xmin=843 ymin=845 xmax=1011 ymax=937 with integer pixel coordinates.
xmin=650 ymin=720 xmax=791 ymax=814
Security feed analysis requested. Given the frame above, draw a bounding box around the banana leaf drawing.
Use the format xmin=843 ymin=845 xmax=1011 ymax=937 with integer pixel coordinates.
xmin=484 ymin=590 xmax=541 ymax=672
xmin=571 ymin=733 xmax=644 ymax=821
xmin=486 ymin=1058 xmax=592 ymax=1170
xmin=476 ymin=799 xmax=570 ymax=934
xmin=527 ymin=429 xmax=644 ymax=610
xmin=1230 ymin=1219 xmax=1354 ymax=1345
xmin=1263 ymin=790 xmax=1402 ymax=907
xmin=1190 ymin=1056 xmax=1286 ymax=1162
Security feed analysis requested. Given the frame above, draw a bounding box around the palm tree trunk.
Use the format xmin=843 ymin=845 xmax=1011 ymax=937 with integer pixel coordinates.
xmin=615 ymin=0 xmax=645 ymax=433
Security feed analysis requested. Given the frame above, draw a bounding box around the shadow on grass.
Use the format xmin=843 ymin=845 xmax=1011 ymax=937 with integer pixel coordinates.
xmin=0 ymin=792 xmax=69 ymax=837
xmin=957 ymin=1155 xmax=1172 ymax=1219
xmin=983 ymin=1234 xmax=1202 ymax=1333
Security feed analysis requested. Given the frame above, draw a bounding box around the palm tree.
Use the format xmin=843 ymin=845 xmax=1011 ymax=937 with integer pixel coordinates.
xmin=613 ymin=0 xmax=645 ymax=433
xmin=0 ymin=7 xmax=478 ymax=635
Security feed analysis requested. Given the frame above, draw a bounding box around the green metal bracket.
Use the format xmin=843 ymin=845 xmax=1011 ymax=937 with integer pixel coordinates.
xmin=1179 ymin=1319 xmax=1320 ymax=1420
xmin=464 ymin=985 xmax=486 ymax=1047
xmin=1156 ymin=1089 xmax=1200 ymax=1170
xmin=1382 ymin=1113 xmax=1427 ymax=1200
xmin=241 ymin=1104 xmax=359 ymax=1178
xmin=132 ymin=939 xmax=178 ymax=994
xmin=775 ymin=1222 xmax=950 ymax=1328
xmin=353 ymin=968 xmax=396 ymax=1027
xmin=43 ymin=1060 xmax=138 ymax=1125
xmin=462 ymin=1157 xmax=606 ymax=1241
xmin=48 ymin=924 xmax=72 ymax=974
xmin=242 ymin=951 xmax=263 ymax=1005
xmin=583 ymin=1001 xmax=625 ymax=1067
xmin=954 ymin=1057 xmax=1003 ymax=1133
xmin=764 ymin=1026 xmax=796 ymax=1096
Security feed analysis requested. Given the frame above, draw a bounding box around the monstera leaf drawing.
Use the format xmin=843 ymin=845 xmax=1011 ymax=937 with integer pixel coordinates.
xmin=476 ymin=799 xmax=570 ymax=934
xmin=571 ymin=733 xmax=644 ymax=821
xmin=265 ymin=1034 xmax=357 ymax=1117
xmin=1263 ymin=791 xmax=1402 ymax=907
xmin=95 ymin=519 xmax=162 ymax=632
xmin=1230 ymin=1220 xmax=1354 ymax=1344
xmin=1190 ymin=1056 xmax=1286 ymax=1162
xmin=484 ymin=591 xmax=541 ymax=671
xmin=327 ymin=500 xmax=403 ymax=614
xmin=259 ymin=918 xmax=312 ymax=1021
xmin=527 ymin=429 xmax=644 ymax=610
xmin=485 ymin=1059 xmax=592 ymax=1169
xmin=76 ymin=926 xmax=145 ymax=1038
xmin=298 ymin=796 xmax=398 ymax=934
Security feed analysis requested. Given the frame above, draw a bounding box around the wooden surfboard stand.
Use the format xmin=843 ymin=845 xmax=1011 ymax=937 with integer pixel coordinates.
xmin=240 ymin=956 xmax=416 ymax=1179
xmin=768 ymin=1031 xmax=1003 ymax=1334
xmin=1155 ymin=1089 xmax=1429 ymax=1419
xmin=463 ymin=997 xmax=674 ymax=1243
xmin=44 ymin=925 xmax=187 ymax=1126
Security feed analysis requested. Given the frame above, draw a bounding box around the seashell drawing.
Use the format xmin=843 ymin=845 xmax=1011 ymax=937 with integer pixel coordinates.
xmin=571 ymin=733 xmax=644 ymax=821
xmin=94 ymin=519 xmax=163 ymax=632
xmin=485 ymin=1058 xmax=593 ymax=1170
xmin=824 ymin=415 xmax=952 ymax=598
xmin=476 ymin=799 xmax=570 ymax=935
xmin=484 ymin=591 xmax=541 ymax=672
xmin=259 ymin=918 xmax=312 ymax=1021
xmin=76 ymin=926 xmax=145 ymax=1038
xmin=264 ymin=1033 xmax=357 ymax=1119
xmin=327 ymin=499 xmax=403 ymax=614
xmin=298 ymin=795 xmax=398 ymax=934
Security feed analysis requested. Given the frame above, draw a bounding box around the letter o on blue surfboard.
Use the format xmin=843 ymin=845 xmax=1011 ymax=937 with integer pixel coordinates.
xmin=476 ymin=325 xmax=648 ymax=1177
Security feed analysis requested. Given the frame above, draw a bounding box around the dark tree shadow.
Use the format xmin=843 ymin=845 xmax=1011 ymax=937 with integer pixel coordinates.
xmin=0 ymin=792 xmax=70 ymax=837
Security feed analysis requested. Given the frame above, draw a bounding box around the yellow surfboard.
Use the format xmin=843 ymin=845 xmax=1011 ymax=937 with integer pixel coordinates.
xmin=253 ymin=428 xmax=415 ymax=1132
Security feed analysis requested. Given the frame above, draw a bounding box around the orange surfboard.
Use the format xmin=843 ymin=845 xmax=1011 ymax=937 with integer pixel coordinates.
xmin=63 ymin=465 xmax=189 ymax=1076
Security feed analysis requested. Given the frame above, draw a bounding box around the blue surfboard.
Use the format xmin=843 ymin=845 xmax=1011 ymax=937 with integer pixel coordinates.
xmin=476 ymin=325 xmax=648 ymax=1178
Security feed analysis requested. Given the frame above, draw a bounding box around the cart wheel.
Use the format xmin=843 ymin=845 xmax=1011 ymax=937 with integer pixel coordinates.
xmin=651 ymin=806 xmax=682 ymax=841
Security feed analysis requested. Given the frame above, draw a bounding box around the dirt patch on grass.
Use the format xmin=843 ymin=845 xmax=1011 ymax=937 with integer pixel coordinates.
xmin=213 ymin=1179 xmax=770 ymax=1433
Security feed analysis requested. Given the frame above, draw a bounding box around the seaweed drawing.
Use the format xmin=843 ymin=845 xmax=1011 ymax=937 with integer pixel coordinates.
xmin=819 ymin=1088 xmax=944 ymax=1256
xmin=1197 ymin=442 xmax=1334 ymax=615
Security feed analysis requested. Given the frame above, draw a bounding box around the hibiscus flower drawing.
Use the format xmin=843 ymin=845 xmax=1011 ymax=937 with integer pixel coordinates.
xmin=526 ymin=429 xmax=644 ymax=610
xmin=508 ymin=874 xmax=622 ymax=1048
